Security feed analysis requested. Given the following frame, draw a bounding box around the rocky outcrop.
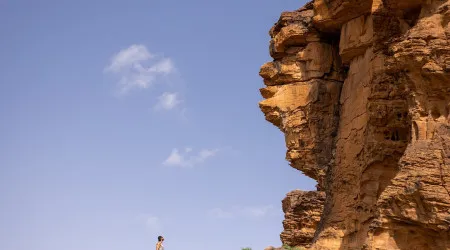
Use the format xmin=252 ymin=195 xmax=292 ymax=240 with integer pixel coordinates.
xmin=259 ymin=4 xmax=344 ymax=189
xmin=281 ymin=190 xmax=325 ymax=248
xmin=259 ymin=0 xmax=450 ymax=249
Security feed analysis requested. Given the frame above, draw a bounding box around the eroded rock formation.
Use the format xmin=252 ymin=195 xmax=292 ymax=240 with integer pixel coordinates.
xmin=259 ymin=0 xmax=450 ymax=249
xmin=281 ymin=190 xmax=326 ymax=248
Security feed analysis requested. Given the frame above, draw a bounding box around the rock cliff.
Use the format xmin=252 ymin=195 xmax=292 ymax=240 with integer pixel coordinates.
xmin=259 ymin=0 xmax=450 ymax=249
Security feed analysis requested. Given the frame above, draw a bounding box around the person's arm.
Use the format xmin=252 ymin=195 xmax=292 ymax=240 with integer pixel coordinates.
xmin=156 ymin=242 xmax=161 ymax=250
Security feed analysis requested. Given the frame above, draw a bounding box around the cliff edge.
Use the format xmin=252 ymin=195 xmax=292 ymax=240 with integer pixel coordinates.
xmin=259 ymin=0 xmax=450 ymax=249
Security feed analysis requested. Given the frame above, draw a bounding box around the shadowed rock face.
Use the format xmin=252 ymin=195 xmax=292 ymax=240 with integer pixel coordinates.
xmin=259 ymin=4 xmax=344 ymax=191
xmin=259 ymin=1 xmax=450 ymax=249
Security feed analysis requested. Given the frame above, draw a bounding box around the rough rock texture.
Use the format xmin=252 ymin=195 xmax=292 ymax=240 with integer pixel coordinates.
xmin=282 ymin=190 xmax=326 ymax=248
xmin=259 ymin=0 xmax=450 ymax=249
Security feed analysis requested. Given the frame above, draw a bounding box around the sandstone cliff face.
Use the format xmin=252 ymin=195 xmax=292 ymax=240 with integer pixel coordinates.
xmin=259 ymin=1 xmax=450 ymax=249
xmin=281 ymin=190 xmax=325 ymax=248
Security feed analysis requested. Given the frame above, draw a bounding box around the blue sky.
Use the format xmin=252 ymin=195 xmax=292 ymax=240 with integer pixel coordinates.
xmin=0 ymin=0 xmax=315 ymax=249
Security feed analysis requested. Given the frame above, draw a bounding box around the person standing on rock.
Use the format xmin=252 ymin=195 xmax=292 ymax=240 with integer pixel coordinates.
xmin=156 ymin=236 xmax=164 ymax=250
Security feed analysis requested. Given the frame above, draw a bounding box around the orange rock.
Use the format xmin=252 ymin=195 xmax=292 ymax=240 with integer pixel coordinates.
xmin=281 ymin=190 xmax=325 ymax=248
xmin=259 ymin=0 xmax=450 ymax=249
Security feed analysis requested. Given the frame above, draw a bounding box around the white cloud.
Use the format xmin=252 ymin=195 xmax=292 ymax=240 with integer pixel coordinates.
xmin=207 ymin=205 xmax=275 ymax=219
xmin=162 ymin=148 xmax=219 ymax=167
xmin=238 ymin=205 xmax=275 ymax=217
xmin=149 ymin=58 xmax=174 ymax=74
xmin=207 ymin=208 xmax=233 ymax=219
xmin=154 ymin=92 xmax=182 ymax=110
xmin=163 ymin=149 xmax=183 ymax=166
xmin=104 ymin=44 xmax=175 ymax=94
xmin=136 ymin=214 xmax=162 ymax=233
xmin=104 ymin=44 xmax=152 ymax=72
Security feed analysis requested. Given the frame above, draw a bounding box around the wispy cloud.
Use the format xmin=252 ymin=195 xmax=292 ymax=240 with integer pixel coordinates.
xmin=154 ymin=92 xmax=182 ymax=111
xmin=136 ymin=214 xmax=162 ymax=233
xmin=163 ymin=147 xmax=219 ymax=167
xmin=145 ymin=216 xmax=160 ymax=231
xmin=207 ymin=205 xmax=275 ymax=219
xmin=207 ymin=208 xmax=233 ymax=219
xmin=104 ymin=44 xmax=175 ymax=95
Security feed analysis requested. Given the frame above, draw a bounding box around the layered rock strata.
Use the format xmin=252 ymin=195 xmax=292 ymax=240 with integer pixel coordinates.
xmin=281 ymin=190 xmax=326 ymax=248
xmin=259 ymin=0 xmax=450 ymax=249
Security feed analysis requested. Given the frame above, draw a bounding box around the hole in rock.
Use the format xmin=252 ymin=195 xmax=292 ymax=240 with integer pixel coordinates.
xmin=403 ymin=6 xmax=422 ymax=27
xmin=383 ymin=128 xmax=409 ymax=142
xmin=391 ymin=130 xmax=399 ymax=141
xmin=431 ymin=107 xmax=441 ymax=119
xmin=396 ymin=112 xmax=409 ymax=121
xmin=412 ymin=121 xmax=419 ymax=141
